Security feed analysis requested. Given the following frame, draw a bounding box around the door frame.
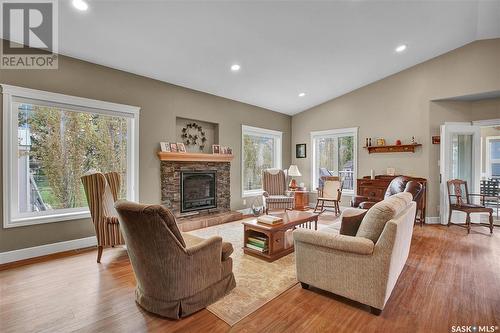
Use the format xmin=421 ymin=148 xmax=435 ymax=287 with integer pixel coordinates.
xmin=440 ymin=122 xmax=481 ymax=224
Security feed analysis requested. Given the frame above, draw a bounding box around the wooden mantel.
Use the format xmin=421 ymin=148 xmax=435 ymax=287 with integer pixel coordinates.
xmin=157 ymin=151 xmax=234 ymax=162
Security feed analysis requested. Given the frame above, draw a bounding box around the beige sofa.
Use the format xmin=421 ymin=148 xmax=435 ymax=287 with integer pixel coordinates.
xmin=293 ymin=192 xmax=416 ymax=315
xmin=115 ymin=201 xmax=236 ymax=319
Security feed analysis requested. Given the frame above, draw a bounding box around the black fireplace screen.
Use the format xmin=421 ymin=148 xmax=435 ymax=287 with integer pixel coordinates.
xmin=181 ymin=171 xmax=217 ymax=213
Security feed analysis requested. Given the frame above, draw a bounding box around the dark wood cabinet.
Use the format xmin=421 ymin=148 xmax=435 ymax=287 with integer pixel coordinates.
xmin=356 ymin=175 xmax=427 ymax=223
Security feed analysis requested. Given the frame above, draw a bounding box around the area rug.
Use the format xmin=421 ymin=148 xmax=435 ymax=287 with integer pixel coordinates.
xmin=187 ymin=219 xmax=298 ymax=326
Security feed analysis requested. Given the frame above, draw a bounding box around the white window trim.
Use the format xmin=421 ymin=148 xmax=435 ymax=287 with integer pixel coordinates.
xmin=241 ymin=125 xmax=282 ymax=197
xmin=310 ymin=127 xmax=358 ymax=196
xmin=2 ymin=84 xmax=140 ymax=228
xmin=486 ymin=136 xmax=500 ymax=178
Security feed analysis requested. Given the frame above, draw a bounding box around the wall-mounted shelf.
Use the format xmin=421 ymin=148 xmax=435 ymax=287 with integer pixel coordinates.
xmin=363 ymin=143 xmax=422 ymax=154
xmin=157 ymin=151 xmax=234 ymax=162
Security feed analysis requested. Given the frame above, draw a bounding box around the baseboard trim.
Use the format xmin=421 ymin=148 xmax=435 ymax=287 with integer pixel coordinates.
xmin=425 ymin=217 xmax=441 ymax=224
xmin=0 ymin=236 xmax=97 ymax=265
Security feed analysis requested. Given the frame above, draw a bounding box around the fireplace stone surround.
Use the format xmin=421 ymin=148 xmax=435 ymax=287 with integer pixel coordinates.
xmin=161 ymin=161 xmax=230 ymax=215
xmin=158 ymin=150 xmax=244 ymax=230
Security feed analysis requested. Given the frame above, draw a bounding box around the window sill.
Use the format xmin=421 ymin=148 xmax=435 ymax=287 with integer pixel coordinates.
xmin=5 ymin=211 xmax=91 ymax=228
xmin=242 ymin=189 xmax=264 ymax=198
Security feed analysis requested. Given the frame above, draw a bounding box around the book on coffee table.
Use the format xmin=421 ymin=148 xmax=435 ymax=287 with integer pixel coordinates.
xmin=257 ymin=215 xmax=283 ymax=225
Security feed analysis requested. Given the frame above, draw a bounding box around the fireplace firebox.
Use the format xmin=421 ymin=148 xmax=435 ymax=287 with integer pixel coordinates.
xmin=181 ymin=171 xmax=217 ymax=213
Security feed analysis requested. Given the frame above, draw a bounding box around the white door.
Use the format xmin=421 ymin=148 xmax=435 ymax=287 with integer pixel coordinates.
xmin=439 ymin=123 xmax=481 ymax=225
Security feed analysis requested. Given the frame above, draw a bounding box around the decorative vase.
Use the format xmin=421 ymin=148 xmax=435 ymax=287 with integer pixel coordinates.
xmin=252 ymin=204 xmax=263 ymax=216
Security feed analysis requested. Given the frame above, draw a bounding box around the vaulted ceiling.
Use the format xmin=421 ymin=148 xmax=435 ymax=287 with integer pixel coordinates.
xmin=59 ymin=1 xmax=500 ymax=115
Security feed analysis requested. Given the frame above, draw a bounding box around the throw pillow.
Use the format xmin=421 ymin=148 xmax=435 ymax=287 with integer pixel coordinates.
xmin=339 ymin=209 xmax=367 ymax=236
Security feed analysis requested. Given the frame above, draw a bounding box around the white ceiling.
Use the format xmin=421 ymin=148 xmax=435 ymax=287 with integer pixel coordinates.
xmin=59 ymin=1 xmax=500 ymax=115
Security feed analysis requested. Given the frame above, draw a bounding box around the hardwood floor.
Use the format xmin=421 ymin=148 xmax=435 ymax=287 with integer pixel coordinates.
xmin=1 ymin=224 xmax=499 ymax=333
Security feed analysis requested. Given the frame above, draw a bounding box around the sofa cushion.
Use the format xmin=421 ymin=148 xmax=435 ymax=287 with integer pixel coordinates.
xmin=356 ymin=192 xmax=413 ymax=242
xmin=340 ymin=209 xmax=367 ymax=236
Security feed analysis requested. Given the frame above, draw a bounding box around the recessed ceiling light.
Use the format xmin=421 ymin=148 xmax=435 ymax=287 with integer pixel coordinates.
xmin=230 ymin=64 xmax=241 ymax=72
xmin=395 ymin=44 xmax=407 ymax=53
xmin=72 ymin=0 xmax=89 ymax=11
xmin=298 ymin=92 xmax=306 ymax=97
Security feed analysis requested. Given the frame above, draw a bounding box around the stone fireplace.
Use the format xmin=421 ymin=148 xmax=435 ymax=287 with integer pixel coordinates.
xmin=161 ymin=161 xmax=230 ymax=216
xmin=159 ymin=156 xmax=242 ymax=231
xmin=180 ymin=171 xmax=217 ymax=213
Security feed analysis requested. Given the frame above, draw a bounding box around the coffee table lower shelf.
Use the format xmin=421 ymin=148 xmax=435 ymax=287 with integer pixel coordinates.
xmin=243 ymin=245 xmax=295 ymax=262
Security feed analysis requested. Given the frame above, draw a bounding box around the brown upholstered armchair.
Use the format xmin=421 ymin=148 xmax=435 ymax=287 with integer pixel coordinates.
xmin=81 ymin=171 xmax=125 ymax=263
xmin=262 ymin=169 xmax=295 ymax=214
xmin=115 ymin=201 xmax=236 ymax=319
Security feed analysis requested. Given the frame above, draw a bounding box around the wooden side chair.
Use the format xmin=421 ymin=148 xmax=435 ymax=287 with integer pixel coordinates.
xmin=81 ymin=171 xmax=125 ymax=262
xmin=262 ymin=169 xmax=295 ymax=214
xmin=314 ymin=176 xmax=343 ymax=215
xmin=447 ymin=179 xmax=494 ymax=234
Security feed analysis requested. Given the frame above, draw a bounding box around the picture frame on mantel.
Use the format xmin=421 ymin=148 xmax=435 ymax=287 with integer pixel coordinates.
xmin=296 ymin=143 xmax=306 ymax=158
xmin=160 ymin=142 xmax=170 ymax=152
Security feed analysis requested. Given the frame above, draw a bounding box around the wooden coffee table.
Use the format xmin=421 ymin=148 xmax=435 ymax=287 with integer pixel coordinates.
xmin=242 ymin=210 xmax=319 ymax=262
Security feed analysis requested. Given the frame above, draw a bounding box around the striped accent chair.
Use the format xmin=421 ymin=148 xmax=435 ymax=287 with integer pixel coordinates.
xmin=81 ymin=172 xmax=125 ymax=263
xmin=262 ymin=169 xmax=295 ymax=214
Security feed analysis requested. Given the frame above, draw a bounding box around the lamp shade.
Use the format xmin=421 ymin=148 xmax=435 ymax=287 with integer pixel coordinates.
xmin=288 ymin=165 xmax=302 ymax=177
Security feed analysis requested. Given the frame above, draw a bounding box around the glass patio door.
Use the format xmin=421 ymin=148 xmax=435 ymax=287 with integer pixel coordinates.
xmin=440 ymin=123 xmax=481 ymax=224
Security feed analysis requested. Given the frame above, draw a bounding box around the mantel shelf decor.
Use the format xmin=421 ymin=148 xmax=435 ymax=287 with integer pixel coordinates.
xmin=157 ymin=151 xmax=234 ymax=162
xmin=363 ymin=143 xmax=422 ymax=154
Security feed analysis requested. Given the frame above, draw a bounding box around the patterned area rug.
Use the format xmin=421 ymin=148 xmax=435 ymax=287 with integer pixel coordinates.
xmin=188 ymin=219 xmax=297 ymax=326
xmin=187 ymin=213 xmax=340 ymax=326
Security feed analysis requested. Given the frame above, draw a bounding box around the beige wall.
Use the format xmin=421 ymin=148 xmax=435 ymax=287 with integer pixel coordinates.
xmin=0 ymin=54 xmax=291 ymax=252
xmin=292 ymin=38 xmax=500 ymax=217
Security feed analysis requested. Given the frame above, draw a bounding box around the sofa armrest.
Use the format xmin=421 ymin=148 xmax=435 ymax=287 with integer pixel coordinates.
xmin=183 ymin=236 xmax=223 ymax=291
xmin=293 ymin=229 xmax=374 ymax=255
xmin=185 ymin=236 xmax=222 ymax=256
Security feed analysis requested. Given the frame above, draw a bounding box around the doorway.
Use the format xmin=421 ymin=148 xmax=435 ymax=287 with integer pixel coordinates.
xmin=440 ymin=120 xmax=500 ymax=226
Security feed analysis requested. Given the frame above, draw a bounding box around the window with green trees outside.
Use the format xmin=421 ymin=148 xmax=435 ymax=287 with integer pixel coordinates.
xmin=242 ymin=125 xmax=282 ymax=196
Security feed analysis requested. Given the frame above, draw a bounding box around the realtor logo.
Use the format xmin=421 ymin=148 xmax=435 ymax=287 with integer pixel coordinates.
xmin=1 ymin=0 xmax=58 ymax=69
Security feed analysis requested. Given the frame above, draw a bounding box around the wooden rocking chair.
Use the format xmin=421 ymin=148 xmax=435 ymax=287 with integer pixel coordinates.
xmin=314 ymin=176 xmax=343 ymax=215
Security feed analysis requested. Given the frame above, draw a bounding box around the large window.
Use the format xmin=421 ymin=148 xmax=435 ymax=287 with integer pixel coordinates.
xmin=311 ymin=128 xmax=357 ymax=194
xmin=486 ymin=136 xmax=500 ymax=178
xmin=242 ymin=125 xmax=282 ymax=196
xmin=2 ymin=84 xmax=139 ymax=227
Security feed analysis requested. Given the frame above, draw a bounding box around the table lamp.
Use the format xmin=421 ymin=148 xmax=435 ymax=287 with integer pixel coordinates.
xmin=288 ymin=165 xmax=302 ymax=190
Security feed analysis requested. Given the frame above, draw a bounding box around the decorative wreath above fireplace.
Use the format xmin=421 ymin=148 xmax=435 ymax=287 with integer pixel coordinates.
xmin=181 ymin=122 xmax=207 ymax=151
